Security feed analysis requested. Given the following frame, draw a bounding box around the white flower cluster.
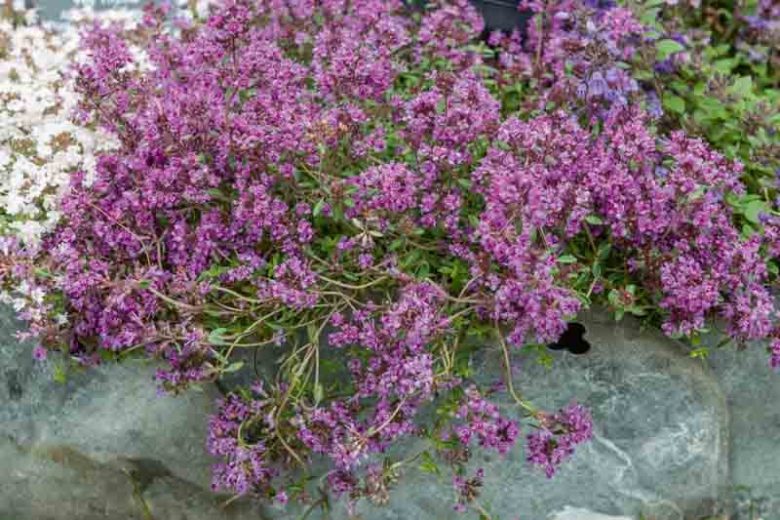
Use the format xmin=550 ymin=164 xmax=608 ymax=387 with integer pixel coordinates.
xmin=0 ymin=8 xmax=149 ymax=324
xmin=0 ymin=8 xmax=145 ymax=245
xmin=0 ymin=4 xmax=215 ymax=318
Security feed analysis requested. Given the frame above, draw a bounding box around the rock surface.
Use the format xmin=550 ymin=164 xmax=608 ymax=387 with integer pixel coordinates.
xmin=705 ymin=332 xmax=780 ymax=520
xmin=307 ymin=310 xmax=728 ymax=520
xmin=0 ymin=304 xmax=754 ymax=520
xmin=548 ymin=507 xmax=633 ymax=520
xmin=0 ymin=305 xmax=270 ymax=520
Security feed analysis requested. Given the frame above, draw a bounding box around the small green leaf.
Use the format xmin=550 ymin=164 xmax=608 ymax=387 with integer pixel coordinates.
xmin=607 ymin=288 xmax=621 ymax=307
xmin=741 ymin=223 xmax=756 ymax=239
xmin=713 ymin=58 xmax=735 ymax=73
xmin=34 ymin=268 xmax=53 ymax=279
xmin=208 ymin=328 xmax=229 ymax=346
xmin=313 ymin=382 xmax=324 ymax=404
xmin=389 ymin=238 xmax=404 ymax=251
xmin=633 ymin=69 xmax=655 ymax=81
xmin=557 ymin=254 xmax=578 ymax=264
xmin=207 ymin=188 xmax=230 ymax=202
xmin=597 ymin=242 xmax=612 ymax=260
xmin=138 ymin=280 xmax=151 ymax=289
xmin=585 ymin=214 xmax=604 ymax=225
xmin=222 ymin=361 xmax=244 ymax=373
xmin=419 ymin=451 xmax=440 ymax=475
xmin=197 ymin=264 xmax=232 ymax=281
xmin=743 ymin=200 xmax=768 ymax=224
xmin=685 ymin=186 xmax=706 ymax=202
xmin=728 ymin=76 xmax=753 ymax=97
xmin=656 ymin=39 xmax=685 ymax=60
xmin=312 ymin=199 xmax=326 ymax=217
xmin=457 ymin=178 xmax=472 ymax=189
xmin=53 ymin=364 xmax=67 ymax=384
xmin=640 ymin=7 xmax=661 ymax=26
xmin=535 ymin=349 xmax=554 ymax=369
xmin=663 ymin=94 xmax=686 ymax=115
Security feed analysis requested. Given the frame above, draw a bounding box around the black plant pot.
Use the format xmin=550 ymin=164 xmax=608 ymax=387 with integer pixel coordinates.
xmin=471 ymin=0 xmax=532 ymax=34
xmin=406 ymin=0 xmax=532 ymax=35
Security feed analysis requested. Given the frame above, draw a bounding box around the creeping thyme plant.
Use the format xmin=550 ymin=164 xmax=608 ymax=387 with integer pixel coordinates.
xmin=0 ymin=0 xmax=779 ymax=515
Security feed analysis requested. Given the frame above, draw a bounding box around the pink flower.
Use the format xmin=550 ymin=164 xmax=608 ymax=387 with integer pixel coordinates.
xmin=32 ymin=345 xmax=48 ymax=361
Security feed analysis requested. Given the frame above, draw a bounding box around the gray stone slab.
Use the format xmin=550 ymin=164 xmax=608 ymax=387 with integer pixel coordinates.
xmin=290 ymin=311 xmax=729 ymax=520
xmin=0 ymin=304 xmax=270 ymax=519
xmin=0 ymin=304 xmax=732 ymax=520
xmin=705 ymin=331 xmax=780 ymax=520
xmin=0 ymin=307 xmax=216 ymax=489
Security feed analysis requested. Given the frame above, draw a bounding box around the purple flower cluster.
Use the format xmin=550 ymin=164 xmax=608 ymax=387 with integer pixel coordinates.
xmin=1 ymin=0 xmax=778 ymax=511
xmin=207 ymin=384 xmax=278 ymax=496
xmin=742 ymin=0 xmax=780 ymax=37
xmin=770 ymin=338 xmax=780 ymax=370
xmin=452 ymin=386 xmax=520 ymax=456
xmin=204 ymin=281 xmax=453 ymax=504
xmin=417 ymin=0 xmax=485 ymax=69
xmin=452 ymin=467 xmax=485 ymax=513
xmin=311 ymin=283 xmax=447 ymax=463
xmin=526 ymin=403 xmax=593 ymax=478
xmin=489 ymin=0 xmax=650 ymax=116
xmin=348 ymin=163 xmax=422 ymax=217
xmin=470 ymin=107 xmax=776 ymax=345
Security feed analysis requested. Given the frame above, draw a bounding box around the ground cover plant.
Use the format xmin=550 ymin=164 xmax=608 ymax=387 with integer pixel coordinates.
xmin=0 ymin=0 xmax=778 ymax=517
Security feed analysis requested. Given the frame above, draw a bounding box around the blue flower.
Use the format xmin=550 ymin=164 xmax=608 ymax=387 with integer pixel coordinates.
xmin=587 ymin=71 xmax=607 ymax=98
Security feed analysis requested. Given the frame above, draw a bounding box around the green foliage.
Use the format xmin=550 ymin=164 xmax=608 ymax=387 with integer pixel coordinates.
xmin=640 ymin=0 xmax=780 ymax=204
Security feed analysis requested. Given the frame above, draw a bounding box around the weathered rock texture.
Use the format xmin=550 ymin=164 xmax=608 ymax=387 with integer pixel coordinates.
xmin=0 ymin=305 xmax=764 ymax=520
xmin=0 ymin=306 xmax=272 ymax=520
xmin=705 ymin=330 xmax=780 ymax=520
xmin=310 ymin=311 xmax=729 ymax=520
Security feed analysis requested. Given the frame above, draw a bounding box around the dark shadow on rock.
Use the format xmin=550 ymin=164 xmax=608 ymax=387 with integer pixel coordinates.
xmin=548 ymin=322 xmax=591 ymax=355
